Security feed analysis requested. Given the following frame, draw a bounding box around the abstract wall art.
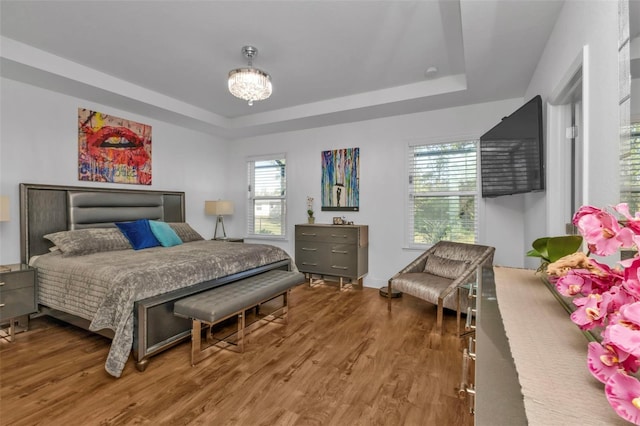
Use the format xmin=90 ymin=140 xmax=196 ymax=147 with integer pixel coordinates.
xmin=321 ymin=147 xmax=359 ymax=211
xmin=78 ymin=108 xmax=152 ymax=185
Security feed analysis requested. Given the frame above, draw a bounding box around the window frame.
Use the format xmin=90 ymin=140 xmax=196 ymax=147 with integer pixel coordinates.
xmin=405 ymin=137 xmax=480 ymax=249
xmin=246 ymin=153 xmax=287 ymax=240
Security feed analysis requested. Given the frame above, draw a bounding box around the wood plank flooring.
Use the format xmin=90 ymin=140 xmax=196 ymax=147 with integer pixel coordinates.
xmin=0 ymin=283 xmax=473 ymax=426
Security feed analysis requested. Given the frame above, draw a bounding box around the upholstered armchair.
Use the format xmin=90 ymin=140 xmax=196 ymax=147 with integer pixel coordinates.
xmin=388 ymin=241 xmax=495 ymax=334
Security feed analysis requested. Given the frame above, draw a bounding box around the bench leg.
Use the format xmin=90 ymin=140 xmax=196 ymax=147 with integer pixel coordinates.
xmin=237 ymin=311 xmax=245 ymax=353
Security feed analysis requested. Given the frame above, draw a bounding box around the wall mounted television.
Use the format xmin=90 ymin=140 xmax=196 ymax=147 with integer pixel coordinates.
xmin=480 ymin=95 xmax=545 ymax=198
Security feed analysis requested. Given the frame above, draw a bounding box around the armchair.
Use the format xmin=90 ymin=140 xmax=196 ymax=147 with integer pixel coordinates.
xmin=388 ymin=241 xmax=495 ymax=334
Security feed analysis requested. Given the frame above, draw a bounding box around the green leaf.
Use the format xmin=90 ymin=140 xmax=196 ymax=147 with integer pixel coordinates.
xmin=547 ymin=235 xmax=583 ymax=263
xmin=530 ymin=237 xmax=550 ymax=260
xmin=526 ymin=235 xmax=583 ymax=263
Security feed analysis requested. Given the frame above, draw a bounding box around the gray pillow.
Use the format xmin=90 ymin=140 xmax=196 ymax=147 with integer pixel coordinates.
xmin=167 ymin=223 xmax=204 ymax=242
xmin=44 ymin=228 xmax=132 ymax=257
xmin=424 ymin=255 xmax=471 ymax=280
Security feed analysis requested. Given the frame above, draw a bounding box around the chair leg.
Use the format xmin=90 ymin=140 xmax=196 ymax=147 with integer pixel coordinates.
xmin=436 ymin=301 xmax=444 ymax=334
xmin=387 ymin=280 xmax=392 ymax=311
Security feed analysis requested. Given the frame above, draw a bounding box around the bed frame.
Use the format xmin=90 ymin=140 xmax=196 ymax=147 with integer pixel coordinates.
xmin=20 ymin=183 xmax=290 ymax=372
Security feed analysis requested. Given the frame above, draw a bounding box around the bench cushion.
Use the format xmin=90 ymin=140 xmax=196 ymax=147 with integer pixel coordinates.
xmin=174 ymin=270 xmax=304 ymax=323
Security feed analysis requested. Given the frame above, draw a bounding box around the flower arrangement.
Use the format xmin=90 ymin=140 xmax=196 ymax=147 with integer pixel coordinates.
xmin=546 ymin=203 xmax=640 ymax=424
xmin=306 ymin=196 xmax=314 ymax=221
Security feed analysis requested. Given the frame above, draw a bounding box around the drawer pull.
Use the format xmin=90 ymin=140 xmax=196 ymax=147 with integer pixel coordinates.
xmin=302 ymin=262 xmax=318 ymax=266
xmin=301 ymin=247 xmax=317 ymax=251
xmin=0 ymin=282 xmax=4 ymax=286
xmin=0 ymin=303 xmax=4 ymax=308
xmin=331 ymin=250 xmax=348 ymax=254
xmin=301 ymin=233 xmax=317 ymax=237
xmin=331 ymin=265 xmax=348 ymax=270
xmin=331 ymin=234 xmax=348 ymax=238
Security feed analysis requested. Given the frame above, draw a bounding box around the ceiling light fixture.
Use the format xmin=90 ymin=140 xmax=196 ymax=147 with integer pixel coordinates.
xmin=228 ymin=45 xmax=272 ymax=106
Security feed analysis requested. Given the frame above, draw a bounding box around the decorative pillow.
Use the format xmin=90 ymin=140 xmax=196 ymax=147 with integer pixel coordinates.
xmin=116 ymin=219 xmax=161 ymax=250
xmin=149 ymin=220 xmax=183 ymax=247
xmin=424 ymin=255 xmax=471 ymax=280
xmin=167 ymin=222 xmax=204 ymax=242
xmin=43 ymin=228 xmax=132 ymax=257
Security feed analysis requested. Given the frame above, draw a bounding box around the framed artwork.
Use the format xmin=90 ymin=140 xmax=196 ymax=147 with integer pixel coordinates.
xmin=78 ymin=108 xmax=152 ymax=185
xmin=321 ymin=147 xmax=359 ymax=211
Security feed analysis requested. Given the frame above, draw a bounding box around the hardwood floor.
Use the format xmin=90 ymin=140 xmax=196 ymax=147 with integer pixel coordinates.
xmin=0 ymin=283 xmax=473 ymax=426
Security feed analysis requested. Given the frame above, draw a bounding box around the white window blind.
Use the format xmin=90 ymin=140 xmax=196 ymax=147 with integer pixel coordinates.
xmin=247 ymin=156 xmax=286 ymax=237
xmin=408 ymin=140 xmax=478 ymax=245
xmin=621 ymin=121 xmax=640 ymax=211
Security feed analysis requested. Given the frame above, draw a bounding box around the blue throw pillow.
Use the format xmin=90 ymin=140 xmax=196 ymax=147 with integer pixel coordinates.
xmin=149 ymin=220 xmax=183 ymax=247
xmin=115 ymin=219 xmax=160 ymax=250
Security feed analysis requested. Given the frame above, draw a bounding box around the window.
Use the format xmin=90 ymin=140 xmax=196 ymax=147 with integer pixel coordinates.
xmin=620 ymin=121 xmax=640 ymax=212
xmin=408 ymin=140 xmax=478 ymax=246
xmin=247 ymin=155 xmax=286 ymax=237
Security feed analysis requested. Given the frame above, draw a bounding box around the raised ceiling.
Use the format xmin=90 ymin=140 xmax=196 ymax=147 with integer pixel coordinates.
xmin=0 ymin=1 xmax=564 ymax=139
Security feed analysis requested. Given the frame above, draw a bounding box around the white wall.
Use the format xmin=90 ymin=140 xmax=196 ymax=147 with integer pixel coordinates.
xmin=522 ymin=0 xmax=620 ymax=268
xmin=0 ymin=77 xmax=228 ymax=264
xmin=226 ymin=99 xmax=524 ymax=288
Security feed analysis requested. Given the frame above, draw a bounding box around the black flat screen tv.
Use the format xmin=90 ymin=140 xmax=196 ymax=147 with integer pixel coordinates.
xmin=480 ymin=95 xmax=544 ymax=198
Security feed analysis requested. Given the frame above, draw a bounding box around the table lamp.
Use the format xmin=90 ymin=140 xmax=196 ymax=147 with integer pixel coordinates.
xmin=205 ymin=200 xmax=234 ymax=240
xmin=0 ymin=196 xmax=10 ymax=271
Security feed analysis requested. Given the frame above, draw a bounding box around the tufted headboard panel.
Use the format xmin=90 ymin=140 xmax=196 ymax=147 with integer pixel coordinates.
xmin=68 ymin=191 xmax=164 ymax=229
xmin=20 ymin=183 xmax=185 ymax=262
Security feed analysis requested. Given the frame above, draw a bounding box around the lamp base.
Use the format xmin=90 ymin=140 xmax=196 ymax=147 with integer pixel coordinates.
xmin=379 ymin=286 xmax=402 ymax=298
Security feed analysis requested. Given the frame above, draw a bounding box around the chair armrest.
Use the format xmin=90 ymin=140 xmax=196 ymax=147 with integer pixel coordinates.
xmin=437 ymin=246 xmax=495 ymax=303
xmin=395 ymin=245 xmax=438 ymax=275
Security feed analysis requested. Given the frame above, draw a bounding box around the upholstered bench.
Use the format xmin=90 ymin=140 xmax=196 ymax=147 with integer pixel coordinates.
xmin=174 ymin=269 xmax=304 ymax=365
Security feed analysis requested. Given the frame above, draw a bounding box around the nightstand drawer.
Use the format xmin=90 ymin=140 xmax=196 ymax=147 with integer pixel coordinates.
xmin=0 ymin=271 xmax=35 ymax=291
xmin=0 ymin=287 xmax=36 ymax=321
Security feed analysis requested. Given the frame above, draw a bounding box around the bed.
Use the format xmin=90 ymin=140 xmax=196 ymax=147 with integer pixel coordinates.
xmin=20 ymin=183 xmax=294 ymax=378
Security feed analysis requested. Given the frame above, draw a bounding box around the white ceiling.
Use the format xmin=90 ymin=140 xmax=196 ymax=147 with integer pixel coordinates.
xmin=0 ymin=0 xmax=564 ymax=139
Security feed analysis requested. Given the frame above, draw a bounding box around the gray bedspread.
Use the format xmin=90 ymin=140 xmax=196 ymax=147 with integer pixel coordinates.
xmin=31 ymin=240 xmax=293 ymax=377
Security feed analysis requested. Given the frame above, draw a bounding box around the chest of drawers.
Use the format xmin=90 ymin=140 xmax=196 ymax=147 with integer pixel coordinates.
xmin=295 ymin=224 xmax=368 ymax=288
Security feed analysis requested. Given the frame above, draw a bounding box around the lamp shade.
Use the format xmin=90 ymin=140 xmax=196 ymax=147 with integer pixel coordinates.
xmin=0 ymin=196 xmax=9 ymax=222
xmin=205 ymin=200 xmax=234 ymax=216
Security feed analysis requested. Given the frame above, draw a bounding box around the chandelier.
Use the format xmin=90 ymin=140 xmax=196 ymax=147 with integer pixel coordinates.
xmin=228 ymin=46 xmax=272 ymax=106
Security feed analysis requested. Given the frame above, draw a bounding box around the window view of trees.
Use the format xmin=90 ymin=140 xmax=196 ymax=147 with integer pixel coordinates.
xmin=409 ymin=141 xmax=478 ymax=245
xmin=248 ymin=158 xmax=286 ymax=236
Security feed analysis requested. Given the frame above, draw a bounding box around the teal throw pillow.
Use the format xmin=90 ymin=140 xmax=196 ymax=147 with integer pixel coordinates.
xmin=149 ymin=220 xmax=183 ymax=247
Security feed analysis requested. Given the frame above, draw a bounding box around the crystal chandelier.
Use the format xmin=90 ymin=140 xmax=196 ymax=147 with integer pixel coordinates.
xmin=228 ymin=46 xmax=272 ymax=106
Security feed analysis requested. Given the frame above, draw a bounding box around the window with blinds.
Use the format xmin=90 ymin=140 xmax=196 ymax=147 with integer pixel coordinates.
xmin=621 ymin=121 xmax=640 ymax=212
xmin=247 ymin=155 xmax=286 ymax=237
xmin=408 ymin=140 xmax=478 ymax=246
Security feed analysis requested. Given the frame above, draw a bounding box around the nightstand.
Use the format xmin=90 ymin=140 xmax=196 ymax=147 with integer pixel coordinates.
xmin=213 ymin=238 xmax=244 ymax=243
xmin=0 ymin=264 xmax=37 ymax=342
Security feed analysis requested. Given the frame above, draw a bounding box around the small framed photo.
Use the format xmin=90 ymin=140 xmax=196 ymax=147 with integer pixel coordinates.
xmin=333 ymin=217 xmax=344 ymax=225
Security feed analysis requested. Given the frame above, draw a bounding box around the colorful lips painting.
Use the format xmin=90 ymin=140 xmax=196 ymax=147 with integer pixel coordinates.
xmin=78 ymin=108 xmax=152 ymax=185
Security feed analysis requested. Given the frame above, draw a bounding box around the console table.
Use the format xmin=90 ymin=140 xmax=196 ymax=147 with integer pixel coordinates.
xmin=474 ymin=266 xmax=627 ymax=425
xmin=294 ymin=224 xmax=368 ymax=289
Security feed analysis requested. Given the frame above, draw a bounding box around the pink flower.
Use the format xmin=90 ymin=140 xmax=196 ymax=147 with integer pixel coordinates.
xmin=605 ymin=371 xmax=640 ymax=424
xmin=555 ymin=273 xmax=585 ymax=296
xmin=574 ymin=207 xmax=634 ymax=256
xmin=588 ymin=342 xmax=630 ymax=383
xmin=605 ymin=302 xmax=640 ymax=358
xmin=615 ymin=203 xmax=640 ymax=235
xmin=571 ymin=294 xmax=606 ymax=330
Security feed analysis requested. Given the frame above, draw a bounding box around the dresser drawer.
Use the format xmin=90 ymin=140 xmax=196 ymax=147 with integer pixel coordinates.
xmin=296 ymin=243 xmax=329 ymax=274
xmin=295 ymin=226 xmax=358 ymax=244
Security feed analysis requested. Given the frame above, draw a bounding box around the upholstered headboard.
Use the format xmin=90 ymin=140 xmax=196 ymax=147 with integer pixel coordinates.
xmin=20 ymin=183 xmax=185 ymax=262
